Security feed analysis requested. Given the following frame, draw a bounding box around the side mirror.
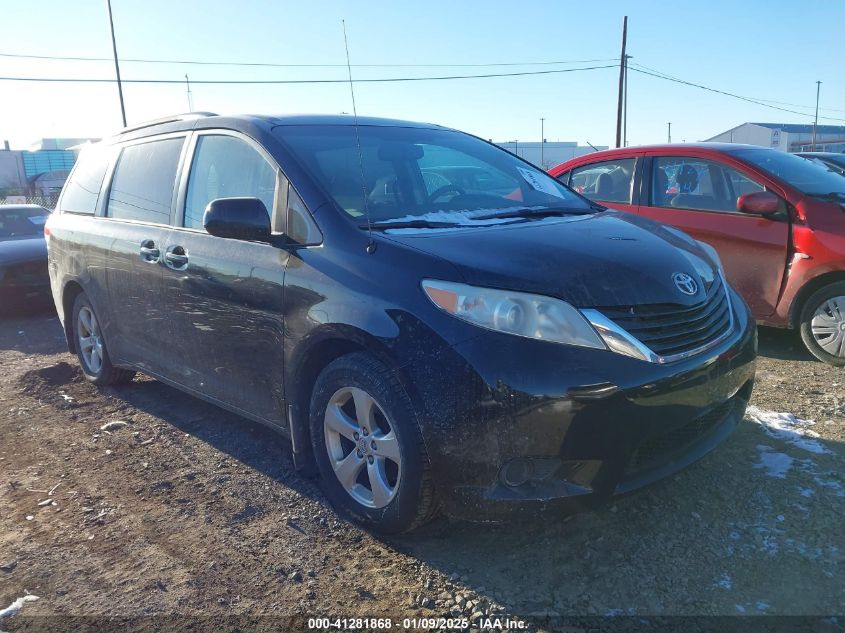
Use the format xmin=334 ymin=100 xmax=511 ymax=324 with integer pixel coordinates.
xmin=737 ymin=191 xmax=780 ymax=215
xmin=203 ymin=197 xmax=271 ymax=241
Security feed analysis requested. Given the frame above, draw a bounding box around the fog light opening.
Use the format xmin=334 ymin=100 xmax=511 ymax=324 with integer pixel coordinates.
xmin=499 ymin=458 xmax=535 ymax=488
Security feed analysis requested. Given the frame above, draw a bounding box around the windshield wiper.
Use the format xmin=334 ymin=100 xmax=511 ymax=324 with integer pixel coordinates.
xmin=472 ymin=206 xmax=598 ymax=221
xmin=365 ymin=219 xmax=469 ymax=231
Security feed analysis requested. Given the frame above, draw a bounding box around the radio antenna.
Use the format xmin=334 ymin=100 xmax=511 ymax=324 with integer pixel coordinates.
xmin=342 ymin=20 xmax=375 ymax=254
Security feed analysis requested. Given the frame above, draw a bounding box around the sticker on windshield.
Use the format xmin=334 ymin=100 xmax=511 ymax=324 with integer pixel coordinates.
xmin=516 ymin=166 xmax=565 ymax=199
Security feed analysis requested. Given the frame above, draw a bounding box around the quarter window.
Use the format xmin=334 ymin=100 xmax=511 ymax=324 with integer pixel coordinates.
xmin=651 ymin=156 xmax=764 ymax=213
xmin=286 ymin=184 xmax=320 ymax=244
xmin=569 ymin=159 xmax=635 ymax=204
xmin=61 ymin=145 xmax=111 ymax=215
xmin=107 ymin=137 xmax=184 ymax=224
xmin=184 ymin=135 xmax=276 ymax=230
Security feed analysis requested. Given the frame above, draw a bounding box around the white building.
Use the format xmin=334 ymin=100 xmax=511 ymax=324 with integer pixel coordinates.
xmin=706 ymin=122 xmax=845 ymax=153
xmin=495 ymin=141 xmax=608 ymax=171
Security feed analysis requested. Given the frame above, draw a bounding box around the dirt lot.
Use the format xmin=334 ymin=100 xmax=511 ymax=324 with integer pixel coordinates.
xmin=1 ymin=307 xmax=843 ymax=632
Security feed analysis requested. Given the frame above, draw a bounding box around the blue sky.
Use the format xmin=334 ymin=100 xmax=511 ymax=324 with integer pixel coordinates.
xmin=1 ymin=0 xmax=843 ymax=150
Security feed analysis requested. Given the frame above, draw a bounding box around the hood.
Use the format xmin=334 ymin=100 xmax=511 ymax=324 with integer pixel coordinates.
xmin=0 ymin=237 xmax=48 ymax=267
xmin=382 ymin=211 xmax=719 ymax=308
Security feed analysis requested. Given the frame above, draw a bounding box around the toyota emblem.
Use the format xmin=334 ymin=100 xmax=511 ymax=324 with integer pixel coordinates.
xmin=673 ymin=272 xmax=698 ymax=296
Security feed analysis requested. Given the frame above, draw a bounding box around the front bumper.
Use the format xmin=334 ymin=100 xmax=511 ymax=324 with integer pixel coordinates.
xmin=0 ymin=260 xmax=52 ymax=309
xmin=408 ymin=288 xmax=757 ymax=521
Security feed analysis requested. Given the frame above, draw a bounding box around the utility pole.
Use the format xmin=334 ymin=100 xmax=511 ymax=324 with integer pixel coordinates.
xmin=185 ymin=74 xmax=194 ymax=111
xmin=615 ymin=15 xmax=628 ymax=148
xmin=812 ymin=80 xmax=821 ymax=151
xmin=623 ymin=54 xmax=632 ymax=147
xmin=106 ymin=0 xmax=127 ymax=127
xmin=667 ymin=122 xmax=672 ymax=143
xmin=540 ymin=118 xmax=545 ymax=168
xmin=514 ymin=140 xmax=519 ymax=156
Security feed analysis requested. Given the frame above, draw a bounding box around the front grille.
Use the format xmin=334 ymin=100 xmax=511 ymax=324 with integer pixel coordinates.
xmin=627 ymin=398 xmax=736 ymax=474
xmin=597 ymin=274 xmax=732 ymax=359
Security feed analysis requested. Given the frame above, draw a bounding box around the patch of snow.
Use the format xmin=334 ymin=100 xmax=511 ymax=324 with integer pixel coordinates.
xmin=755 ymin=601 xmax=770 ymax=612
xmin=813 ymin=477 xmax=845 ymax=497
xmin=59 ymin=394 xmax=74 ymax=403
xmin=776 ymin=515 xmax=785 ymax=522
xmin=786 ymin=538 xmax=825 ymax=560
xmin=714 ymin=574 xmax=732 ymax=590
xmin=799 ymin=488 xmax=815 ymax=498
xmin=754 ymin=445 xmax=793 ymax=479
xmin=761 ymin=535 xmax=779 ymax=556
xmin=100 ymin=421 xmax=130 ymax=432
xmin=0 ymin=594 xmax=39 ymax=618
xmin=380 ymin=207 xmax=549 ymax=224
xmin=380 ymin=209 xmax=584 ymax=234
xmin=746 ymin=406 xmax=831 ymax=455
xmin=735 ymin=604 xmax=746 ymax=613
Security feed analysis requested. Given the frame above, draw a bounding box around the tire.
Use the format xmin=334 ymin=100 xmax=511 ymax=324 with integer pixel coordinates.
xmin=72 ymin=293 xmax=136 ymax=385
xmin=799 ymin=282 xmax=845 ymax=367
xmin=309 ymin=352 xmax=438 ymax=533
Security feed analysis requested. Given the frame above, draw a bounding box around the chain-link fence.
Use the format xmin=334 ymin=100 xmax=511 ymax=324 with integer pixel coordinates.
xmin=0 ymin=194 xmax=60 ymax=210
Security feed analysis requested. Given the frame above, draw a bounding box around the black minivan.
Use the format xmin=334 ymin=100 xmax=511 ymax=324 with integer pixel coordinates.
xmin=47 ymin=113 xmax=756 ymax=532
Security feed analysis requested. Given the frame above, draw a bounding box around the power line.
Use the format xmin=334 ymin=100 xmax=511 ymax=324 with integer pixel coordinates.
xmin=3 ymin=51 xmax=841 ymax=125
xmin=0 ymin=63 xmax=618 ymax=85
xmin=630 ymin=63 xmax=845 ymax=117
xmin=0 ymin=50 xmax=618 ymax=68
xmin=629 ymin=65 xmax=845 ymax=123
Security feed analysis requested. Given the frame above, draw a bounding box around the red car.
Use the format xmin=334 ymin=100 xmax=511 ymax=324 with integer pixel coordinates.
xmin=551 ymin=144 xmax=845 ymax=366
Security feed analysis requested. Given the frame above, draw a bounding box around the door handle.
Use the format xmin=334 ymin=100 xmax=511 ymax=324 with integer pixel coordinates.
xmin=164 ymin=245 xmax=189 ymax=270
xmin=139 ymin=239 xmax=160 ymax=262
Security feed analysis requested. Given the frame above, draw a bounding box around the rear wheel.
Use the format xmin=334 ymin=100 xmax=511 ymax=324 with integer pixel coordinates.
xmin=799 ymin=282 xmax=845 ymax=367
xmin=309 ymin=353 xmax=438 ymax=533
xmin=72 ymin=293 xmax=136 ymax=385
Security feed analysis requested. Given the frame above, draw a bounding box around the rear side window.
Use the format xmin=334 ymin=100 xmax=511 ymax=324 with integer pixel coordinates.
xmin=107 ymin=137 xmax=184 ymax=224
xmin=184 ymin=135 xmax=276 ymax=230
xmin=60 ymin=145 xmax=111 ymax=215
xmin=570 ymin=159 xmax=635 ymax=204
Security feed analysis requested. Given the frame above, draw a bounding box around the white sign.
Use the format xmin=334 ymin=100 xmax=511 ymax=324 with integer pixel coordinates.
xmin=516 ymin=166 xmax=565 ymax=199
xmin=771 ymin=129 xmax=781 ymax=148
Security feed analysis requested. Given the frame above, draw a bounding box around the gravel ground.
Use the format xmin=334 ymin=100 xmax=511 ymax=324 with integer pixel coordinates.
xmin=0 ymin=309 xmax=843 ymax=632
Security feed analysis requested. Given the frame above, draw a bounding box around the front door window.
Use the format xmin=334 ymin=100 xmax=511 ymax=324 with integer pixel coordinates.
xmin=651 ymin=156 xmax=764 ymax=213
xmin=184 ymin=135 xmax=277 ymax=230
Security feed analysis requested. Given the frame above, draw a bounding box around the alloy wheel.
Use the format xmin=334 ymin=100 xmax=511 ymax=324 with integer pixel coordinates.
xmin=810 ymin=296 xmax=845 ymax=358
xmin=323 ymin=387 xmax=402 ymax=509
xmin=77 ymin=306 xmax=104 ymax=374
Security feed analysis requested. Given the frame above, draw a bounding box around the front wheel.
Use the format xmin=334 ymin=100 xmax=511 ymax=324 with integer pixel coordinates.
xmin=72 ymin=293 xmax=136 ymax=385
xmin=309 ymin=353 xmax=438 ymax=533
xmin=799 ymin=282 xmax=845 ymax=367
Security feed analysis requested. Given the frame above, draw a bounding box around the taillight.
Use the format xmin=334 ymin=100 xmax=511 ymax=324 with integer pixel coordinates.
xmin=44 ymin=218 xmax=51 ymax=245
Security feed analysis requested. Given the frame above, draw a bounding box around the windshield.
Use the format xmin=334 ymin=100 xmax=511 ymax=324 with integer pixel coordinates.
xmin=274 ymin=124 xmax=591 ymax=224
xmin=734 ymin=148 xmax=845 ymax=196
xmin=0 ymin=206 xmax=49 ymax=239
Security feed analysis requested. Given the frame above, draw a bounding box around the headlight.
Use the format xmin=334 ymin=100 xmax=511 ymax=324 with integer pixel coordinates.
xmin=422 ymin=279 xmax=606 ymax=349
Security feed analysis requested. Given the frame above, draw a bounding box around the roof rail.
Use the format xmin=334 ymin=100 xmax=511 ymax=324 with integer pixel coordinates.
xmin=118 ymin=111 xmax=218 ymax=134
